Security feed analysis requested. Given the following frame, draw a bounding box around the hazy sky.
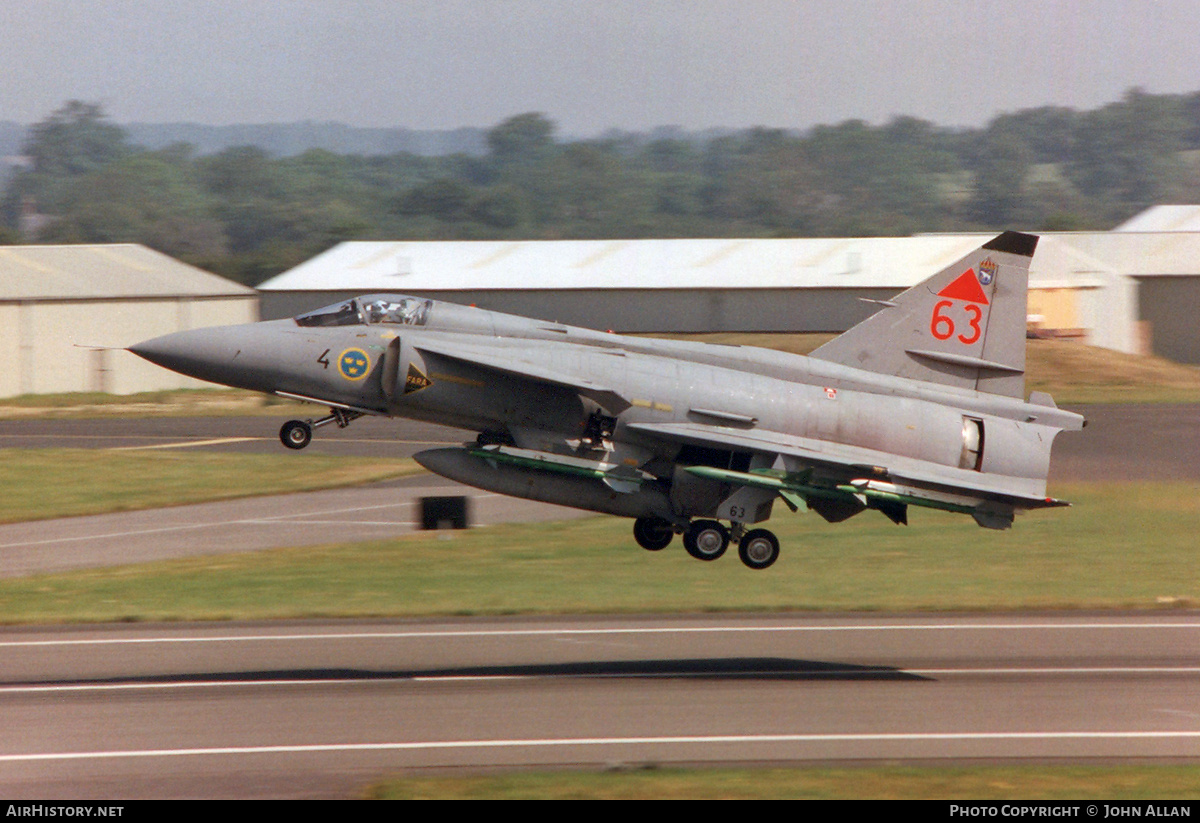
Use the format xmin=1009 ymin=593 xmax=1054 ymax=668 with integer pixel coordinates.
xmin=4 ymin=0 xmax=1200 ymax=135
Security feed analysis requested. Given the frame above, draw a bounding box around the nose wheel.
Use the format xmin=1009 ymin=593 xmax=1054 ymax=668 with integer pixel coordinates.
xmin=279 ymin=408 xmax=363 ymax=450
xmin=280 ymin=420 xmax=313 ymax=450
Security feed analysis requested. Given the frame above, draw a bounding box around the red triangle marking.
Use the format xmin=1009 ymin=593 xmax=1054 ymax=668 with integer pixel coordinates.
xmin=937 ymin=269 xmax=989 ymax=304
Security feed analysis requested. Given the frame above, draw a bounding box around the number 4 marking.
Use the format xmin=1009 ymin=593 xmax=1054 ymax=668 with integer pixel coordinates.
xmin=317 ymin=349 xmax=331 ymax=369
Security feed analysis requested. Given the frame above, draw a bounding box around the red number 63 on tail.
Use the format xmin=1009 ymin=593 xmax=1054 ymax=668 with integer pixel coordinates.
xmin=930 ymin=300 xmax=982 ymax=345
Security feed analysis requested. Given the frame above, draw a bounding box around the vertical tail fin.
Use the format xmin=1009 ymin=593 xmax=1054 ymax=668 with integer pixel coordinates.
xmin=809 ymin=231 xmax=1037 ymax=398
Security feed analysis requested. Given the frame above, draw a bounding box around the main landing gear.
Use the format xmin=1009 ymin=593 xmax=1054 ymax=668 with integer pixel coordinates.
xmin=279 ymin=408 xmax=364 ymax=450
xmin=737 ymin=528 xmax=780 ymax=570
xmin=632 ymin=517 xmax=780 ymax=570
xmin=683 ymin=519 xmax=728 ymax=561
xmin=632 ymin=516 xmax=674 ymax=551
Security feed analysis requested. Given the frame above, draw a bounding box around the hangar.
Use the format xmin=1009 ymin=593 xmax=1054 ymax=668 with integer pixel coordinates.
xmin=256 ymin=233 xmax=1115 ymax=344
xmin=7 ymin=207 xmax=1195 ymax=401
xmin=1105 ymin=205 xmax=1200 ymax=364
xmin=0 ymin=244 xmax=256 ymax=397
xmin=257 ymin=208 xmax=1200 ymax=364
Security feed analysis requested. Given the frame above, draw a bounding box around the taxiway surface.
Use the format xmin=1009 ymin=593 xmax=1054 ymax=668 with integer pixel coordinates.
xmin=0 ymin=417 xmax=587 ymax=576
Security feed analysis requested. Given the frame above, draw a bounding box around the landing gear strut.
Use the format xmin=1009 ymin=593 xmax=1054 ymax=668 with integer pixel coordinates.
xmin=279 ymin=408 xmax=364 ymax=450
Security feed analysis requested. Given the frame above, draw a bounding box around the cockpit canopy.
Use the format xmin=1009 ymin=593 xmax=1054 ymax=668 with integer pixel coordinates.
xmin=294 ymin=295 xmax=433 ymax=328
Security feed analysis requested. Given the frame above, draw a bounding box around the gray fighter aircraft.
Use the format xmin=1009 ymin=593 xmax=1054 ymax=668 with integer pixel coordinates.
xmin=130 ymin=231 xmax=1084 ymax=569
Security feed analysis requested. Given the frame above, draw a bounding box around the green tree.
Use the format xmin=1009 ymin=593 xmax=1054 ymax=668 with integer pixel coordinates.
xmin=23 ymin=101 xmax=131 ymax=178
xmin=1068 ymin=88 xmax=1188 ymax=215
xmin=196 ymin=146 xmax=285 ymax=201
xmin=487 ymin=113 xmax=556 ymax=168
xmin=397 ymin=177 xmax=474 ymax=222
xmin=984 ymin=107 xmax=1079 ymax=164
xmin=968 ymin=131 xmax=1034 ymax=227
xmin=2 ymin=101 xmax=133 ymax=225
xmin=37 ymin=152 xmax=227 ymax=259
xmin=468 ymin=185 xmax=528 ymax=230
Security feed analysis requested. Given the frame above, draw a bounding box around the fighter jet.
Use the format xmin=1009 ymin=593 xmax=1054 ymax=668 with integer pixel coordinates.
xmin=130 ymin=231 xmax=1084 ymax=570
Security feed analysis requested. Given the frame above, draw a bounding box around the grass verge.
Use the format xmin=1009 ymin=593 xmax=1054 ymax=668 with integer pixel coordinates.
xmin=366 ymin=764 xmax=1200 ymax=800
xmin=0 ymin=448 xmax=420 ymax=524
xmin=0 ymin=481 xmax=1195 ymax=623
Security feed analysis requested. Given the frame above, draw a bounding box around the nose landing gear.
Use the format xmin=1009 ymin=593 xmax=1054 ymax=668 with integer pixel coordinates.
xmin=280 ymin=419 xmax=313 ymax=449
xmin=279 ymin=408 xmax=364 ymax=450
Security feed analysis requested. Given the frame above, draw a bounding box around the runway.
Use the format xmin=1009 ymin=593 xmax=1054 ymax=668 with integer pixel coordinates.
xmin=1 ymin=408 xmax=1198 ymax=797
xmin=1 ymin=613 xmax=1198 ymax=799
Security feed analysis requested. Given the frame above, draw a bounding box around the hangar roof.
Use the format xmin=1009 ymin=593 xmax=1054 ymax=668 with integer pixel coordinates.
xmin=0 ymin=244 xmax=255 ymax=301
xmin=1054 ymin=231 xmax=1200 ymax=277
xmin=1113 ymin=205 xmax=1200 ymax=233
xmin=259 ymin=235 xmax=1102 ymax=293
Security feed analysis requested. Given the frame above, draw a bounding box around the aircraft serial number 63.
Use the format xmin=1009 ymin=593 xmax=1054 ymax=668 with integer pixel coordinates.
xmin=131 ymin=232 xmax=1084 ymax=570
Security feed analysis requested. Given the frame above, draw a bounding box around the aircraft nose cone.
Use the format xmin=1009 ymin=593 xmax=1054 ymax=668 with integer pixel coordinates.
xmin=129 ymin=324 xmax=279 ymax=390
xmin=128 ymin=330 xmax=209 ymax=372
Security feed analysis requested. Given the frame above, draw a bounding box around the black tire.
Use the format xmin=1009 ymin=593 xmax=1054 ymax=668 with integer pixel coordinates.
xmin=280 ymin=420 xmax=313 ymax=450
xmin=738 ymin=529 xmax=780 ymax=570
xmin=633 ymin=517 xmax=674 ymax=551
xmin=683 ymin=519 xmax=729 ymax=561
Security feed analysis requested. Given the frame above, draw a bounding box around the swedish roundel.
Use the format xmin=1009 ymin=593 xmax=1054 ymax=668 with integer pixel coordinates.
xmin=338 ymin=348 xmax=371 ymax=380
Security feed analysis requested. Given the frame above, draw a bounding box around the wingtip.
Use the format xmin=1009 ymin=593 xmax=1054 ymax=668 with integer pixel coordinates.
xmin=982 ymin=231 xmax=1038 ymax=257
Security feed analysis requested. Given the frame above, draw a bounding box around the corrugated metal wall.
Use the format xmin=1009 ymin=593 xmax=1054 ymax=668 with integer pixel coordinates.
xmin=0 ymin=297 xmax=257 ymax=398
xmin=1136 ymin=276 xmax=1200 ymax=364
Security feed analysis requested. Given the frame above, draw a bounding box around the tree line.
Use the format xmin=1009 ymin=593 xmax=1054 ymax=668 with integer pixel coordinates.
xmin=4 ymin=90 xmax=1200 ymax=286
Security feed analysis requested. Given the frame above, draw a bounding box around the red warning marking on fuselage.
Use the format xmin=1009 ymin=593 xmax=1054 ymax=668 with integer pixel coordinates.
xmin=937 ymin=269 xmax=990 ymax=304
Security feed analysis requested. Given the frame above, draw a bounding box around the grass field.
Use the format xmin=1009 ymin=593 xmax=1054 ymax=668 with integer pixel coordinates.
xmin=0 ymin=448 xmax=420 ymax=523
xmin=366 ymin=764 xmax=1200 ymax=800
